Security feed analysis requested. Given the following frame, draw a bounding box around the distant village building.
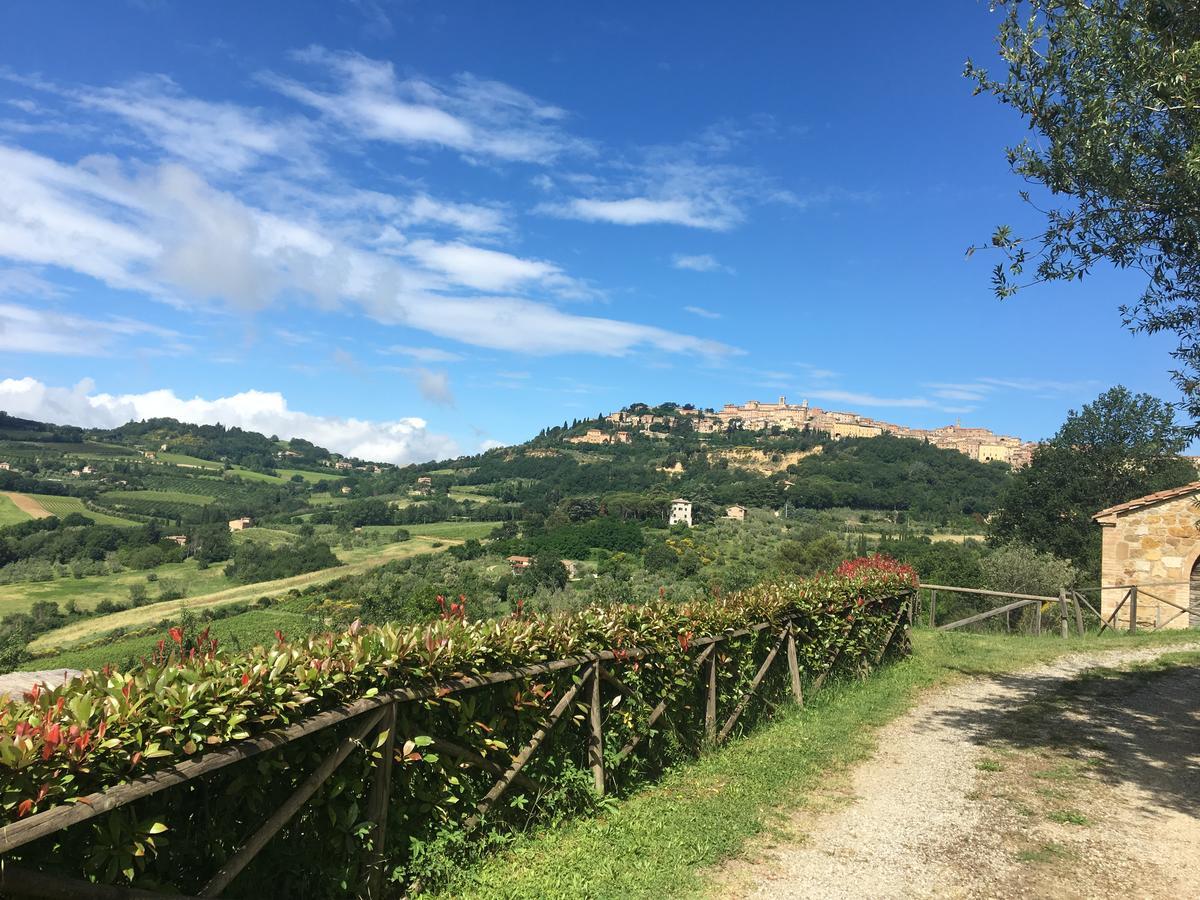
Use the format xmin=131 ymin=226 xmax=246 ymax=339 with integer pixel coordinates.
xmin=1094 ymin=482 xmax=1200 ymax=629
xmin=159 ymin=444 xmax=168 ymax=452
xmin=597 ymin=396 xmax=1039 ymax=468
xmin=165 ymin=534 xmax=188 ymax=546
xmin=0 ymin=461 xmax=10 ymax=471
xmin=415 ymin=476 xmax=433 ymax=494
xmin=334 ymin=460 xmax=353 ymax=471
xmin=81 ymin=465 xmax=94 ymax=475
xmin=340 ymin=485 xmax=353 ymax=495
xmin=725 ymin=505 xmax=747 ymax=522
xmin=228 ymin=516 xmax=253 ymax=532
xmin=507 ymin=555 xmax=532 ymax=573
xmin=668 ymin=498 xmax=693 ymax=527
xmin=142 ymin=451 xmax=156 ymax=460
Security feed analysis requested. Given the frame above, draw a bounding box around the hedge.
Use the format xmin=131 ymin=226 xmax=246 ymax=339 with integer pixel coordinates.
xmin=0 ymin=555 xmax=916 ymax=895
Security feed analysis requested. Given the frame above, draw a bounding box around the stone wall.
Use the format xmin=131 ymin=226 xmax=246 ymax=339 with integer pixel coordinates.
xmin=1097 ymin=492 xmax=1200 ymax=629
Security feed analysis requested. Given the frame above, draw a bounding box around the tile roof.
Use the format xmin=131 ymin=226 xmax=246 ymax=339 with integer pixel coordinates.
xmin=1092 ymin=481 xmax=1200 ymax=520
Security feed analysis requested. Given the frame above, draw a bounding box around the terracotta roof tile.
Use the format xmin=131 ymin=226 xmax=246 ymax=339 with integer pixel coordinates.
xmin=1092 ymin=481 xmax=1200 ymax=520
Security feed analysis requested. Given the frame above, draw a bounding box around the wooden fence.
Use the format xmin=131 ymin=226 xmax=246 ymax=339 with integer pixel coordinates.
xmin=919 ymin=581 xmax=1199 ymax=636
xmin=0 ymin=594 xmax=914 ymax=899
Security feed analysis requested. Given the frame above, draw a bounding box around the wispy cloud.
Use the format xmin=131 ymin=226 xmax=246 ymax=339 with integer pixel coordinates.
xmin=673 ymin=253 xmax=730 ymax=273
xmin=683 ymin=305 xmax=722 ymax=319
xmin=263 ymin=47 xmax=591 ymax=164
xmin=414 ymin=367 xmax=455 ymax=406
xmin=0 ymin=301 xmax=181 ymax=356
xmin=806 ymin=388 xmax=934 ymax=409
xmin=384 ymin=344 xmax=464 ymax=363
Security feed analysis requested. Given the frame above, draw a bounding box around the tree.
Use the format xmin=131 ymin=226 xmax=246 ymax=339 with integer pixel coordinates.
xmin=988 ymin=386 xmax=1195 ymax=578
xmin=968 ymin=1 xmax=1200 ymax=423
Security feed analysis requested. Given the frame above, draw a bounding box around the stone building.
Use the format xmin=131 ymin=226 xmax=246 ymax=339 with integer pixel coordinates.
xmin=725 ymin=505 xmax=747 ymax=522
xmin=1093 ymin=482 xmax=1200 ymax=629
xmin=668 ymin=498 xmax=693 ymax=527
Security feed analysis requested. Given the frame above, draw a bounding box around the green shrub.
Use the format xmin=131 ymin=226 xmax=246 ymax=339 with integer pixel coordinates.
xmin=1 ymin=556 xmax=916 ymax=896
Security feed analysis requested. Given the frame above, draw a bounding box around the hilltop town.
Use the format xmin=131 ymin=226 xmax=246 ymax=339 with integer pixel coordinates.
xmin=575 ymin=397 xmax=1037 ymax=467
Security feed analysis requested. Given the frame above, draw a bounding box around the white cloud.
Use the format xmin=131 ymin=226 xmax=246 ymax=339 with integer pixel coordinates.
xmin=549 ymin=197 xmax=728 ymax=229
xmin=683 ymin=305 xmax=722 ymax=319
xmin=0 ymin=145 xmax=736 ymax=358
xmin=79 ymin=75 xmax=318 ymax=175
xmin=404 ymin=239 xmax=592 ymax=297
xmin=264 ymin=49 xmax=589 ymax=164
xmin=478 ymin=438 xmax=505 ymax=451
xmin=0 ymin=377 xmax=457 ymax=464
xmin=673 ymin=253 xmax=728 ymax=273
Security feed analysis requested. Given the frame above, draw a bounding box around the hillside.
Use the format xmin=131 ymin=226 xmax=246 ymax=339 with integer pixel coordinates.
xmin=0 ymin=405 xmax=1011 ymax=673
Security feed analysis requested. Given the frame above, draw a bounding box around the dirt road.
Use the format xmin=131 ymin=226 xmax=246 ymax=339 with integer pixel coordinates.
xmin=719 ymin=644 xmax=1200 ymax=899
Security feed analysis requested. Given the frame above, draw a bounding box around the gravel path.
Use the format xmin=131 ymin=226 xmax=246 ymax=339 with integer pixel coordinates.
xmin=717 ymin=643 xmax=1200 ymax=900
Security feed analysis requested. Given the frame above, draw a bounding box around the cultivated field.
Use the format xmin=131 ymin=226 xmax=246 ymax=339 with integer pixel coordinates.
xmin=24 ymin=494 xmax=140 ymax=527
xmin=26 ymin=536 xmax=452 ymax=653
xmin=0 ymin=494 xmax=31 ymax=527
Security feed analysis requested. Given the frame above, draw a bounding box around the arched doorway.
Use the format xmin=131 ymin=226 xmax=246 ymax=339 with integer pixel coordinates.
xmin=1191 ymin=555 xmax=1200 ymax=628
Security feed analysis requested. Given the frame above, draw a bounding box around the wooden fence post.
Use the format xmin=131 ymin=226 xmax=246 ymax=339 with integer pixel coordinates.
xmin=1129 ymin=585 xmax=1139 ymax=633
xmin=588 ymin=663 xmax=605 ymax=796
xmin=363 ymin=703 xmax=396 ymax=900
xmin=1058 ymin=589 xmax=1069 ymax=639
xmin=705 ymin=651 xmax=718 ymax=744
xmin=1072 ymin=591 xmax=1085 ymax=637
xmin=1033 ymin=601 xmax=1042 ymax=637
xmin=928 ymin=590 xmax=937 ymax=628
xmin=785 ymin=623 xmax=803 ymax=707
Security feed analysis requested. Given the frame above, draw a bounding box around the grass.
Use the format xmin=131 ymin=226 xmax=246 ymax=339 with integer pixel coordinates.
xmin=0 ymin=493 xmax=30 ymax=527
xmin=27 ymin=537 xmax=450 ymax=655
xmin=428 ymin=628 xmax=1200 ymax=900
xmin=101 ymin=489 xmax=215 ymax=506
xmin=27 ymin=494 xmax=140 ymax=527
xmin=153 ymin=452 xmax=222 ymax=470
xmin=27 ymin=607 xmax=317 ymax=672
xmin=408 ymin=520 xmax=502 ymax=541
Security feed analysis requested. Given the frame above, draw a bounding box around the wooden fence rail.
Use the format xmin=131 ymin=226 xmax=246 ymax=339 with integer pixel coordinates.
xmin=918 ymin=581 xmax=1199 ymax=637
xmin=0 ymin=593 xmax=914 ymax=899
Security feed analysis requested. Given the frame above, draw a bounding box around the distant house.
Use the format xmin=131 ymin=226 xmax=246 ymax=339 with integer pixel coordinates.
xmin=142 ymin=451 xmax=157 ymax=460
xmin=0 ymin=461 xmax=10 ymax=471
xmin=228 ymin=517 xmax=253 ymax=532
xmin=507 ymin=555 xmax=533 ymax=573
xmin=81 ymin=465 xmax=95 ymax=475
xmin=614 ymin=431 xmax=632 ymax=444
xmin=725 ymin=505 xmax=747 ymax=522
xmin=69 ymin=469 xmax=82 ymax=477
xmin=414 ymin=476 xmax=433 ymax=495
xmin=334 ymin=460 xmax=353 ymax=471
xmin=340 ymin=485 xmax=353 ymax=495
xmin=165 ymin=534 xmax=188 ymax=546
xmin=669 ymin=498 xmax=693 ymax=527
xmin=159 ymin=444 xmax=168 ymax=452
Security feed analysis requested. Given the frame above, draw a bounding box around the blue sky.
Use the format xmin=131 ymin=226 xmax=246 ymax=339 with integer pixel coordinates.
xmin=0 ymin=1 xmax=1180 ymax=463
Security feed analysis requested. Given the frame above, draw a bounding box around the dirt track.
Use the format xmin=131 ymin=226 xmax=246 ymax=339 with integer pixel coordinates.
xmin=718 ymin=644 xmax=1200 ymax=899
xmin=0 ymin=491 xmax=51 ymax=518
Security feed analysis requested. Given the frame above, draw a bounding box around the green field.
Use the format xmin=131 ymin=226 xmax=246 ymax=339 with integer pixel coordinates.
xmin=0 ymin=494 xmax=30 ymax=527
xmin=26 ymin=607 xmax=318 ymax=672
xmin=28 ymin=495 xmax=141 ymax=527
xmin=154 ymin=452 xmax=222 ymax=470
xmin=102 ymin=489 xmax=215 ymax=506
xmin=408 ymin=520 xmax=503 ymax=540
xmin=26 ymin=536 xmax=450 ymax=654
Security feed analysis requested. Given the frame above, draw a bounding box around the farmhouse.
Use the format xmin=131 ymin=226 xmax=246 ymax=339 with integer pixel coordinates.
xmin=228 ymin=516 xmax=253 ymax=532
xmin=725 ymin=505 xmax=747 ymax=522
xmin=0 ymin=461 xmax=10 ymax=471
xmin=506 ymin=555 xmax=532 ymax=573
xmin=669 ymin=498 xmax=693 ymax=527
xmin=1094 ymin=482 xmax=1200 ymax=629
xmin=165 ymin=534 xmax=188 ymax=546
